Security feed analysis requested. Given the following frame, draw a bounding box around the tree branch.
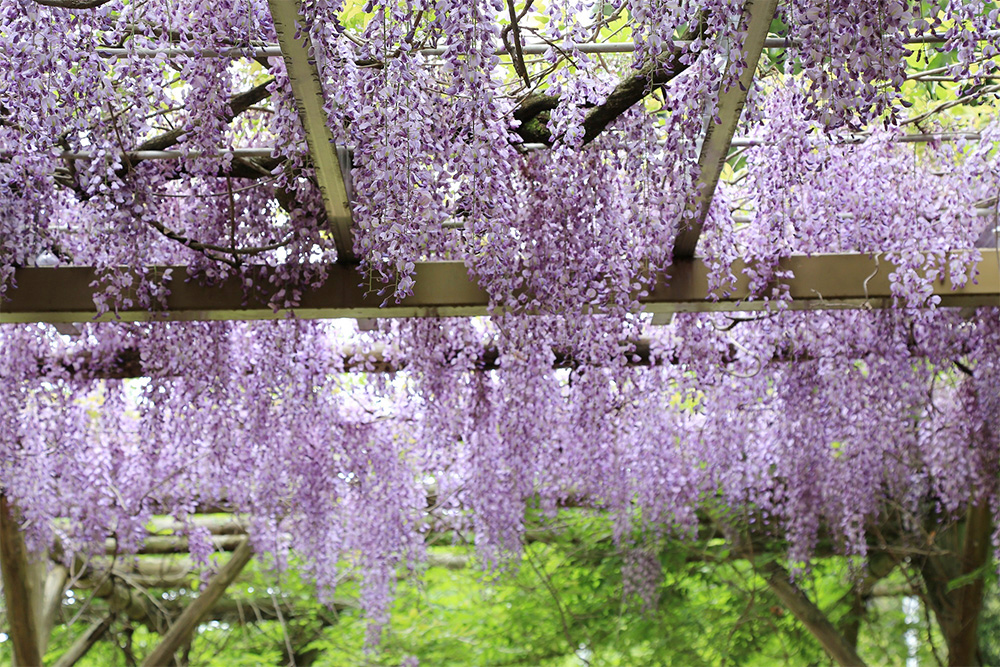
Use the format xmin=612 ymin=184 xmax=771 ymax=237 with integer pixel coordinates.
xmin=513 ymin=33 xmax=694 ymax=146
xmin=762 ymin=561 xmax=868 ymax=667
xmin=903 ymin=83 xmax=1000 ymax=127
xmin=502 ymin=0 xmax=532 ymax=87
xmin=34 ymin=0 xmax=114 ymax=8
xmin=139 ymin=539 xmax=253 ymax=667
xmin=131 ymin=78 xmax=274 ymax=155
xmin=142 ymin=215 xmax=296 ymax=265
xmin=51 ymin=614 xmax=116 ymax=667
xmin=0 ymin=494 xmax=44 ymax=667
xmin=834 ymin=553 xmax=895 ymax=650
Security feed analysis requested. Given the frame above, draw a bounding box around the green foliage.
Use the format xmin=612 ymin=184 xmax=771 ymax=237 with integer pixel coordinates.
xmin=979 ymin=576 xmax=1000 ymax=666
xmin=21 ymin=513 xmax=1000 ymax=666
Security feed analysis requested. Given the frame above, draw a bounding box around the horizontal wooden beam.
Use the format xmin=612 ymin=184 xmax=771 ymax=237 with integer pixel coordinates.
xmin=2 ymin=251 xmax=997 ymax=323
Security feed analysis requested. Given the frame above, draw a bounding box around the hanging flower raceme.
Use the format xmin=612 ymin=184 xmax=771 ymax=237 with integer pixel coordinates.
xmin=0 ymin=0 xmax=998 ymax=648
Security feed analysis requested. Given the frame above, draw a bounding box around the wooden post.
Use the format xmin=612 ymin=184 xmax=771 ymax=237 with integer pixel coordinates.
xmin=0 ymin=493 xmax=43 ymax=667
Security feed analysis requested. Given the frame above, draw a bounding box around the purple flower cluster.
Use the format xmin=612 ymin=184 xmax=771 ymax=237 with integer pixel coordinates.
xmin=0 ymin=0 xmax=998 ymax=642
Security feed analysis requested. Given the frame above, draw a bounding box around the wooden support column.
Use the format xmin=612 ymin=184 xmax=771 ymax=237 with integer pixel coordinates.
xmin=762 ymin=561 xmax=868 ymax=666
xmin=267 ymin=0 xmax=356 ymax=262
xmin=0 ymin=494 xmax=43 ymax=667
xmin=139 ymin=539 xmax=253 ymax=667
xmin=673 ymin=0 xmax=780 ymax=258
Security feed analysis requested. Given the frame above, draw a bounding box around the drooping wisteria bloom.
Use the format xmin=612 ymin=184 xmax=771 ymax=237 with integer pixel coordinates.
xmin=0 ymin=0 xmax=997 ymax=643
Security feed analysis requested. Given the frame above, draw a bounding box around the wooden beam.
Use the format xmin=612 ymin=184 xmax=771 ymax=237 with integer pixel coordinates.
xmin=50 ymin=615 xmax=115 ymax=667
xmin=267 ymin=0 xmax=355 ymax=261
xmin=673 ymin=0 xmax=779 ymax=257
xmin=71 ymin=551 xmax=471 ymax=591
xmin=139 ymin=539 xmax=253 ymax=667
xmin=2 ymin=251 xmax=997 ymax=323
xmin=0 ymin=494 xmax=43 ymax=667
xmin=106 ymin=534 xmax=247 ymax=556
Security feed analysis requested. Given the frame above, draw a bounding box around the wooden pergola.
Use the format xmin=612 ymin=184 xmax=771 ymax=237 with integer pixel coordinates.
xmin=3 ymin=0 xmax=997 ymax=327
xmin=1 ymin=0 xmax=998 ymax=665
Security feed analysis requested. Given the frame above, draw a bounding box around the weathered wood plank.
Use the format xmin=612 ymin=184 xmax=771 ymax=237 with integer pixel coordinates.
xmin=674 ymin=0 xmax=780 ymax=257
xmin=3 ymin=251 xmax=996 ymax=323
xmin=267 ymin=0 xmax=356 ymax=261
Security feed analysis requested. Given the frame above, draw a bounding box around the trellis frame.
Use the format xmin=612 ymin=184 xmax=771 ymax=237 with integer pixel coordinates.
xmin=3 ymin=251 xmax=997 ymax=323
xmin=2 ymin=0 xmax=1000 ymax=665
